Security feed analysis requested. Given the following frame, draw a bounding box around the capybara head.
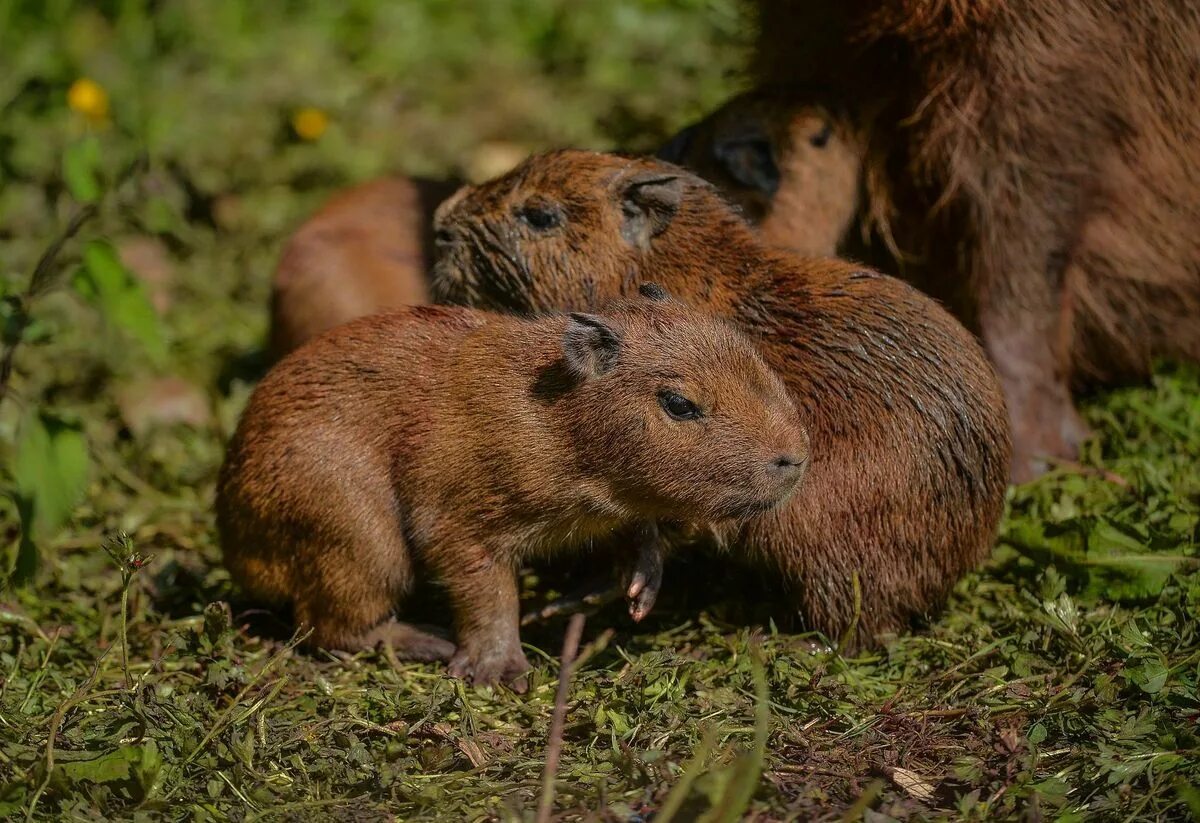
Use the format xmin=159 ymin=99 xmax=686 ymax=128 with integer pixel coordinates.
xmin=656 ymin=91 xmax=863 ymax=254
xmin=556 ymin=283 xmax=808 ymax=521
xmin=432 ymin=150 xmax=754 ymax=314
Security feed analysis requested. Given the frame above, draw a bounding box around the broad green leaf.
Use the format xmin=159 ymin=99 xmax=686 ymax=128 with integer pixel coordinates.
xmin=697 ymin=648 xmax=769 ymax=823
xmin=1126 ymin=658 xmax=1169 ymax=694
xmin=11 ymin=412 xmax=89 ymax=583
xmin=12 ymin=411 xmax=89 ymax=563
xmin=0 ymin=779 xmax=26 ymax=818
xmin=1028 ymin=722 xmax=1048 ymax=745
xmin=62 ymin=136 xmax=101 ymax=204
xmin=56 ymin=742 xmax=162 ymax=799
xmin=1004 ymin=518 xmax=1190 ymax=603
xmin=75 ymin=240 xmax=167 ymax=363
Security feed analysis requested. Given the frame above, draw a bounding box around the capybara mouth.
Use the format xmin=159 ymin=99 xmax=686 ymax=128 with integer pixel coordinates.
xmin=431 ymin=244 xmax=536 ymax=315
xmin=722 ymin=495 xmax=786 ymax=522
xmin=430 ymin=256 xmax=471 ymax=305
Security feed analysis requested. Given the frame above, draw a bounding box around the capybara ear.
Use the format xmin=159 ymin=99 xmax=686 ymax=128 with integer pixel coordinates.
xmin=638 ymin=282 xmax=670 ymax=302
xmin=562 ymin=313 xmax=622 ymax=378
xmin=656 ymin=123 xmax=698 ymax=164
xmin=618 ymin=172 xmax=684 ymax=249
xmin=808 ymin=121 xmax=833 ymax=149
xmin=432 ymin=184 xmax=471 ymax=232
xmin=714 ymin=133 xmax=780 ymax=195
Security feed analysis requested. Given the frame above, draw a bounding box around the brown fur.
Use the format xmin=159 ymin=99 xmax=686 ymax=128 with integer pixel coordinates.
xmin=268 ymin=176 xmax=461 ymax=358
xmin=431 ymin=150 xmax=1011 ymax=643
xmin=218 ymin=293 xmax=808 ymax=688
xmin=751 ymin=0 xmax=1200 ymax=479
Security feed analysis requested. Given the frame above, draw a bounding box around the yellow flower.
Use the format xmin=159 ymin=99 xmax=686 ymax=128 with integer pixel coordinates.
xmin=67 ymin=77 xmax=109 ymax=123
xmin=292 ymin=107 xmax=329 ymax=141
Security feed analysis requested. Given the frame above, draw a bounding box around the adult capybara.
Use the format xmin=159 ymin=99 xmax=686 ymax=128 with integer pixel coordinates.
xmin=218 ymin=286 xmax=809 ymax=688
xmin=657 ymin=89 xmax=865 ymax=258
xmin=431 ymin=150 xmax=1011 ymax=644
xmin=268 ymin=176 xmax=461 ymax=358
xmin=751 ymin=0 xmax=1200 ymax=479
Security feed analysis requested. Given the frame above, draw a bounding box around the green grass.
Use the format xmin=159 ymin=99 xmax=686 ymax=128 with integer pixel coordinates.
xmin=2 ymin=2 xmax=1199 ymax=820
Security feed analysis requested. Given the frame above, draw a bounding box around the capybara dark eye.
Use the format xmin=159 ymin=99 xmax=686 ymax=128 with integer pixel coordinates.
xmin=517 ymin=202 xmax=564 ymax=231
xmin=809 ymin=124 xmax=833 ymax=149
xmin=658 ymin=390 xmax=703 ymax=421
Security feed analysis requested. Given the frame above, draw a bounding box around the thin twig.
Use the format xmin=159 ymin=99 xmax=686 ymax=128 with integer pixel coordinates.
xmin=0 ymin=204 xmax=98 ymax=405
xmin=536 ymin=612 xmax=586 ymax=823
xmin=521 ymin=583 xmax=619 ymax=627
xmin=1044 ymin=457 xmax=1129 ymax=487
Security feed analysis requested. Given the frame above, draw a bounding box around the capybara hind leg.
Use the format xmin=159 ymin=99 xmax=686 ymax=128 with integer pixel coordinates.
xmin=290 ymin=509 xmax=418 ymax=653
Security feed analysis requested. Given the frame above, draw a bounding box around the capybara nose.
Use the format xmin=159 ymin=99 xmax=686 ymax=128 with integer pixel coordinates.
xmin=769 ymin=453 xmax=808 ymax=487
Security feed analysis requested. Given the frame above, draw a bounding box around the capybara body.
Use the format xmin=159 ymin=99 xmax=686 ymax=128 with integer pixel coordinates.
xmin=431 ymin=150 xmax=1012 ymax=643
xmin=268 ymin=176 xmax=461 ymax=358
xmin=751 ymin=0 xmax=1200 ymax=479
xmin=218 ymin=291 xmax=808 ymax=687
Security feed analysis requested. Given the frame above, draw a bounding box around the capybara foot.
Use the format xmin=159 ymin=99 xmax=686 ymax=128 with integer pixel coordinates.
xmin=310 ymin=617 xmax=456 ymax=661
xmin=1010 ymin=399 xmax=1092 ymax=482
xmin=1001 ymin=370 xmax=1090 ymax=482
xmin=624 ymin=523 xmax=664 ymax=622
xmin=1059 ymin=403 xmax=1092 ymax=455
xmin=363 ymin=619 xmax=456 ymax=662
xmin=626 ymin=570 xmax=660 ymax=623
xmin=447 ymin=644 xmax=531 ymax=692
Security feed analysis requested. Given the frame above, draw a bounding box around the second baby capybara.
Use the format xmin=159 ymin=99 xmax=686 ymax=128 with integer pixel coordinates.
xmin=218 ymin=286 xmax=809 ymax=688
xmin=657 ymin=89 xmax=866 ymax=259
xmin=268 ymin=176 xmax=461 ymax=358
xmin=431 ymin=150 xmax=1012 ymax=644
xmin=750 ymin=0 xmax=1200 ymax=479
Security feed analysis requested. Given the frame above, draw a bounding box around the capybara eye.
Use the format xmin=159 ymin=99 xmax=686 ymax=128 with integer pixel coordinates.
xmin=809 ymin=124 xmax=833 ymax=149
xmin=517 ymin=202 xmax=564 ymax=231
xmin=658 ymin=390 xmax=703 ymax=421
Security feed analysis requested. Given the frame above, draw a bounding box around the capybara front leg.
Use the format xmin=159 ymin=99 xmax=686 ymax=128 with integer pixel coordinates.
xmin=440 ymin=545 xmax=531 ymax=691
xmin=982 ymin=311 xmax=1089 ymax=482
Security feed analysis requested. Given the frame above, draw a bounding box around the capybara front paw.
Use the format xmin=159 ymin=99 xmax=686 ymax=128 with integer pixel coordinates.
xmin=447 ymin=646 xmax=531 ymax=692
xmin=623 ymin=524 xmax=664 ymax=622
xmin=626 ymin=566 xmax=662 ymax=622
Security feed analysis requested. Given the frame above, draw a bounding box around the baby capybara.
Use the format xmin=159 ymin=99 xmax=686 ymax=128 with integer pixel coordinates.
xmin=431 ymin=151 xmax=1012 ymax=644
xmin=657 ymin=90 xmax=865 ymax=258
xmin=268 ymin=176 xmax=461 ymax=358
xmin=751 ymin=0 xmax=1200 ymax=479
xmin=218 ymin=286 xmax=809 ymax=688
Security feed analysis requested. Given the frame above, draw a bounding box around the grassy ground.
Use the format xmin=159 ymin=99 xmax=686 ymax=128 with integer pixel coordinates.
xmin=1 ymin=2 xmax=1198 ymax=820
